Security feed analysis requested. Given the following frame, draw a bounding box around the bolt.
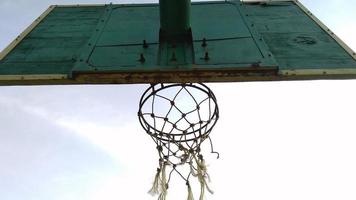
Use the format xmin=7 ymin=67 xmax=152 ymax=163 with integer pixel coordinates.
xmin=139 ymin=53 xmax=145 ymax=63
xmin=204 ymin=52 xmax=210 ymax=61
xmin=202 ymin=38 xmax=207 ymax=47
xmin=251 ymin=62 xmax=260 ymax=68
xmin=143 ymin=40 xmax=148 ymax=49
xmin=170 ymin=52 xmax=177 ymax=62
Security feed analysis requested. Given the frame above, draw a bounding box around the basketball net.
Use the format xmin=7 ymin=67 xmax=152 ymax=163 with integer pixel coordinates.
xmin=138 ymin=83 xmax=219 ymax=200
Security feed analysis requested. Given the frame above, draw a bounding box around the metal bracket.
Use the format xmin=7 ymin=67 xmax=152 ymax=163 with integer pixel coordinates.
xmin=234 ymin=0 xmax=279 ymax=67
xmin=71 ymin=3 xmax=114 ymax=77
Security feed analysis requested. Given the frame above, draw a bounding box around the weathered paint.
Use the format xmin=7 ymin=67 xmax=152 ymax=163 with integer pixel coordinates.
xmin=293 ymin=0 xmax=356 ymax=60
xmin=0 ymin=0 xmax=355 ymax=85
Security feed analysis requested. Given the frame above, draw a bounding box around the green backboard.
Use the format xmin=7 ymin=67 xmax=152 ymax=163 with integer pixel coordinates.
xmin=0 ymin=0 xmax=355 ymax=85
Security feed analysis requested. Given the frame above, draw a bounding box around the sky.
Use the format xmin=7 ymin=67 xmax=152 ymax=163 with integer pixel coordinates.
xmin=0 ymin=0 xmax=356 ymax=200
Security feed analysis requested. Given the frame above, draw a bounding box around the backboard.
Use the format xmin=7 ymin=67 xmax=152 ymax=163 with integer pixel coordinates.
xmin=0 ymin=0 xmax=355 ymax=85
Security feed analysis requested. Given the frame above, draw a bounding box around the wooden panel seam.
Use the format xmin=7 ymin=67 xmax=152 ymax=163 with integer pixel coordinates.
xmin=235 ymin=1 xmax=278 ymax=66
xmin=294 ymin=0 xmax=356 ymax=60
xmin=0 ymin=5 xmax=56 ymax=61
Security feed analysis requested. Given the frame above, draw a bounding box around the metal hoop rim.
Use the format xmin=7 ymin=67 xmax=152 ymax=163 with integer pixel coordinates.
xmin=138 ymin=83 xmax=219 ymax=142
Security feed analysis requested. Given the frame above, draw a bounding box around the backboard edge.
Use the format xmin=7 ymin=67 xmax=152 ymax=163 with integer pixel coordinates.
xmin=55 ymin=4 xmax=108 ymax=7
xmin=2 ymin=68 xmax=356 ymax=85
xmin=280 ymin=68 xmax=356 ymax=76
xmin=241 ymin=0 xmax=293 ymax=3
xmin=0 ymin=74 xmax=67 ymax=81
xmin=294 ymin=0 xmax=356 ymax=60
xmin=0 ymin=5 xmax=56 ymax=61
xmin=65 ymin=68 xmax=356 ymax=84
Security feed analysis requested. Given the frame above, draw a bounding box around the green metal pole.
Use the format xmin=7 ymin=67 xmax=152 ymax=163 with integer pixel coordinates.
xmin=159 ymin=0 xmax=191 ymax=38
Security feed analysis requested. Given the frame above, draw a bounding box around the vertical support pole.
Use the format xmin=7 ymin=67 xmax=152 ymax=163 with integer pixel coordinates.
xmin=159 ymin=0 xmax=191 ymax=38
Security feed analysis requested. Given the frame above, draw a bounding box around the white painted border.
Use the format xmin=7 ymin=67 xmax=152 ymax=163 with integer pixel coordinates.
xmin=294 ymin=0 xmax=356 ymax=60
xmin=0 ymin=74 xmax=67 ymax=81
xmin=280 ymin=68 xmax=356 ymax=76
xmin=55 ymin=4 xmax=107 ymax=7
xmin=0 ymin=6 xmax=56 ymax=61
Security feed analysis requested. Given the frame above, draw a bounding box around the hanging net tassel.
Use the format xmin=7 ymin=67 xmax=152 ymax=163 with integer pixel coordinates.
xmin=194 ymin=155 xmax=214 ymax=200
xmin=148 ymin=168 xmax=161 ymax=195
xmin=158 ymin=163 xmax=168 ymax=200
xmin=149 ymin=162 xmax=169 ymax=200
xmin=187 ymin=182 xmax=194 ymax=200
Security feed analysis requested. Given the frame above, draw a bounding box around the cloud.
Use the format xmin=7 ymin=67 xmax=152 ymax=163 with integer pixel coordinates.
xmin=0 ymin=102 xmax=120 ymax=200
xmin=0 ymin=85 xmax=165 ymax=200
xmin=0 ymin=85 xmax=146 ymax=125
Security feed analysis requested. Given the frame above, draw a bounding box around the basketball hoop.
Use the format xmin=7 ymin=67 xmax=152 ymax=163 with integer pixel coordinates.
xmin=138 ymin=83 xmax=219 ymax=199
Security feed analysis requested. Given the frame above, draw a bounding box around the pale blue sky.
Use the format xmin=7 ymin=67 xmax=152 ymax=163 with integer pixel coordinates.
xmin=0 ymin=1 xmax=356 ymax=200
